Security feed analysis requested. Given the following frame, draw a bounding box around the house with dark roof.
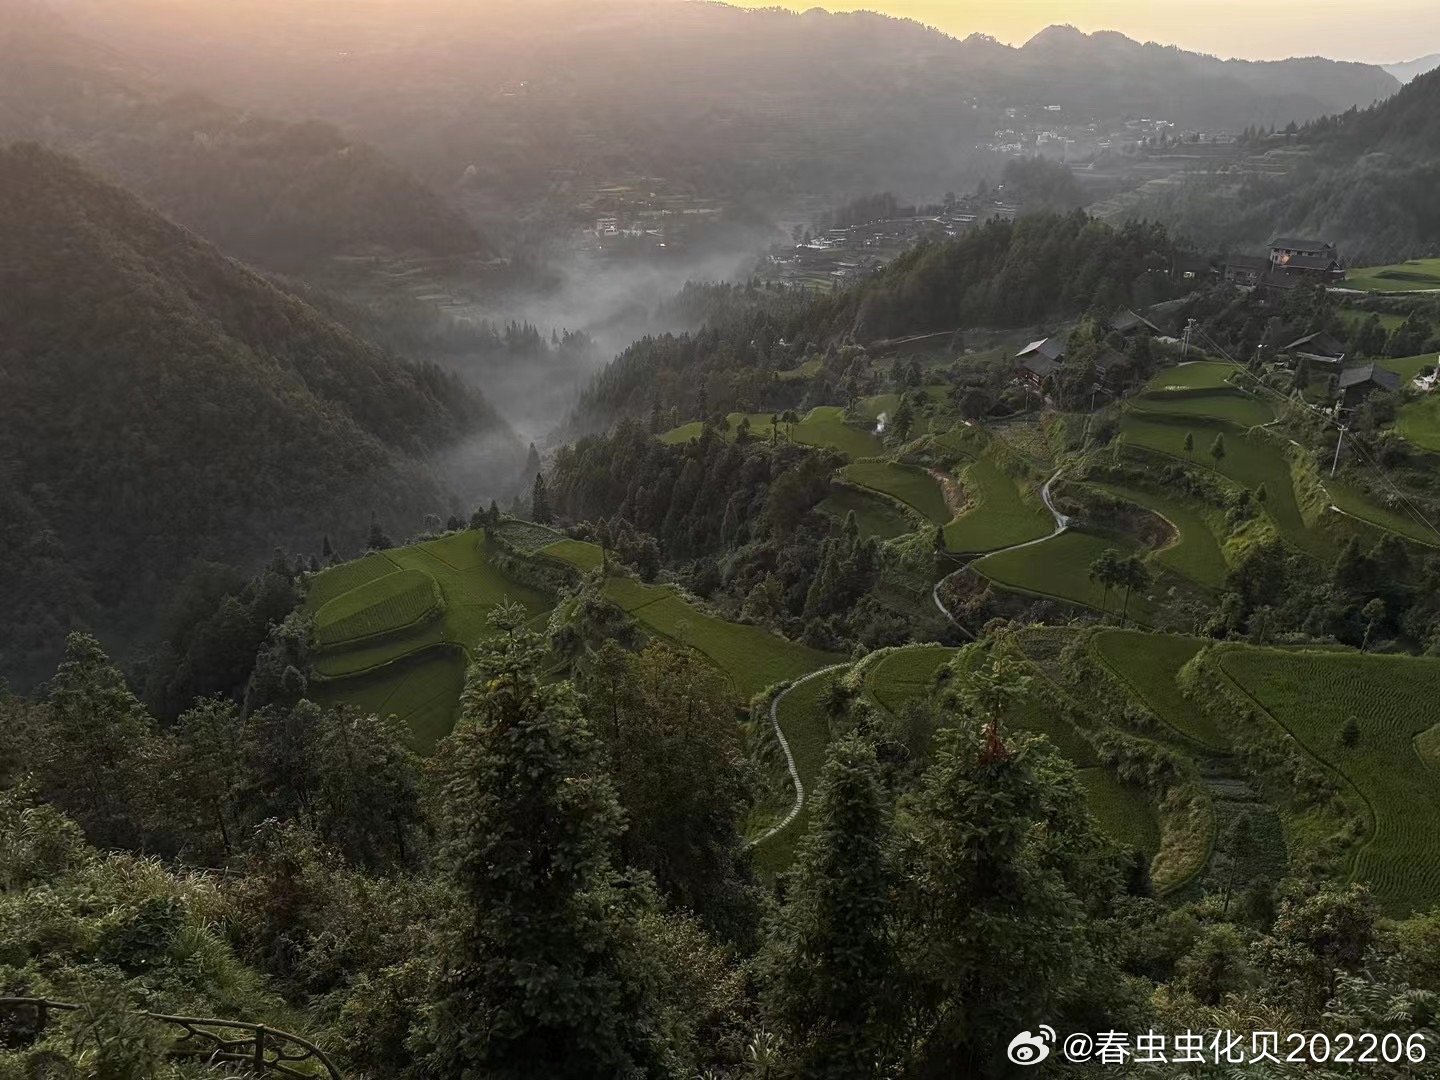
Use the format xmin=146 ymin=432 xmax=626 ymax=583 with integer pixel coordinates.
xmin=1223 ymin=254 xmax=1269 ymax=287
xmin=1106 ymin=308 xmax=1160 ymax=337
xmin=1015 ymin=337 xmax=1066 ymax=389
xmin=1337 ymin=363 xmax=1402 ymax=407
xmin=1282 ymin=331 xmax=1348 ymax=373
xmin=1267 ymin=237 xmax=1344 ymax=284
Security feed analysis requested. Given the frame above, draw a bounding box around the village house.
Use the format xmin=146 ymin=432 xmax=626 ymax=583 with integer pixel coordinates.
xmin=1267 ymin=237 xmax=1345 ymax=286
xmin=1016 ymin=337 xmax=1065 ymax=389
xmin=1106 ymin=308 xmax=1161 ymax=338
xmin=1337 ymin=363 xmax=1402 ymax=408
xmin=1282 ymin=331 xmax=1348 ymax=374
xmin=1222 ymin=254 xmax=1269 ymax=287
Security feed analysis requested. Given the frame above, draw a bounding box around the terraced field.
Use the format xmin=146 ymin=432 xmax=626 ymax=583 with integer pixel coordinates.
xmin=661 ymin=407 xmax=882 ymax=459
xmin=1325 ymin=481 xmax=1440 ymax=548
xmin=818 ymin=487 xmax=916 ymax=540
xmin=1396 ymin=396 xmax=1440 ymax=454
xmin=1119 ymin=415 xmax=1319 ymax=550
xmin=1091 ymin=631 xmax=1227 ymax=750
xmin=314 ymin=569 xmax=440 ymax=648
xmin=304 ymin=531 xmax=552 ymax=748
xmin=1077 ymin=768 xmax=1161 ymax=854
xmin=1343 ymin=259 xmax=1440 ymax=293
xmin=943 ymin=457 xmax=1052 ymax=553
xmin=1091 ymin=482 xmax=1228 ymax=588
xmin=973 ymin=528 xmax=1161 ymax=626
xmin=842 ymin=461 xmax=951 ymax=525
xmin=1219 ymin=649 xmax=1440 ymax=914
xmin=1380 ymin=353 xmax=1439 ymax=381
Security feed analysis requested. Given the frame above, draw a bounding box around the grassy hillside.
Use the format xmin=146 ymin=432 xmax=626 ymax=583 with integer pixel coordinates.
xmin=1218 ymin=649 xmax=1440 ymax=914
xmin=0 ymin=145 xmax=515 ymax=689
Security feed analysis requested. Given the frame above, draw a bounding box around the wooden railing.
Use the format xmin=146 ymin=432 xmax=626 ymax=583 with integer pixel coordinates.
xmin=0 ymin=998 xmax=342 ymax=1078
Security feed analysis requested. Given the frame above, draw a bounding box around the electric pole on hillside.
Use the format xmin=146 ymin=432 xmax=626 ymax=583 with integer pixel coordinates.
xmin=1331 ymin=424 xmax=1347 ymax=477
xmin=1181 ymin=319 xmax=1196 ymax=361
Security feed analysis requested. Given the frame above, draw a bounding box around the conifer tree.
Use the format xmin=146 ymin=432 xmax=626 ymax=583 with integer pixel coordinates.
xmin=428 ymin=606 xmax=670 ymax=1078
xmin=759 ymin=735 xmax=899 ymax=1077
xmin=531 ymin=472 xmax=553 ymax=525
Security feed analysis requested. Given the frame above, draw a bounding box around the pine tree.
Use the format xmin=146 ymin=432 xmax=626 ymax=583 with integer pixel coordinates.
xmin=759 ymin=735 xmax=900 ymax=1077
xmin=427 ymin=607 xmax=670 ymax=1078
xmin=1209 ymin=433 xmax=1227 ymax=464
xmin=367 ymin=521 xmax=393 ymax=551
xmin=531 ymin=472 xmax=553 ymax=525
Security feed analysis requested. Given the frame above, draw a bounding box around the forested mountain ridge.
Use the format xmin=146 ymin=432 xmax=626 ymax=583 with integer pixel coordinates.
xmin=50 ymin=1 xmax=1400 ymax=205
xmin=0 ymin=144 xmax=515 ymax=689
xmin=1120 ymin=68 xmax=1440 ymax=262
xmin=0 ymin=1 xmax=484 ymax=266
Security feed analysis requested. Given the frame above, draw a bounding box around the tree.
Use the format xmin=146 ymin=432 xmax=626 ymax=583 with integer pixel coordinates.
xmin=581 ymin=643 xmax=760 ymax=940
xmin=531 ymin=472 xmax=553 ymax=525
xmin=1088 ymin=548 xmax=1123 ymax=617
xmin=1361 ymin=597 xmax=1386 ymax=651
xmin=1117 ymin=555 xmax=1152 ymax=628
xmin=29 ymin=633 xmax=159 ymax=849
xmin=1339 ymin=715 xmax=1361 ymax=749
xmin=367 ymin=520 xmax=393 ymax=551
xmin=1177 ymin=925 xmax=1252 ymax=1005
xmin=1221 ymin=812 xmax=1257 ymax=916
xmin=163 ymin=697 xmax=252 ymax=861
xmin=891 ymin=396 xmax=915 ymax=442
xmin=759 ymin=735 xmax=900 ymax=1076
xmin=312 ymin=708 xmax=426 ymax=869
xmin=427 ymin=606 xmax=671 ymax=1078
xmin=1183 ymin=431 xmax=1195 ymax=455
xmin=1209 ymin=432 xmax=1227 ymax=464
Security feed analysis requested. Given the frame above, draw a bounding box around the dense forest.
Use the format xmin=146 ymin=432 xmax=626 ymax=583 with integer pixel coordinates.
xmin=0 ymin=145 xmax=517 ymax=689
xmin=573 ymin=214 xmax=1187 ymax=429
xmin=0 ymin=1 xmax=483 ymax=266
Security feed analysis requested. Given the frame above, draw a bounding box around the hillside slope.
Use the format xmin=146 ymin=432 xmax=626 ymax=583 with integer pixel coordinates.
xmin=0 ymin=144 xmax=516 ymax=687
xmin=0 ymin=1 xmax=484 ymax=266
xmin=51 ymin=1 xmax=1399 ymax=202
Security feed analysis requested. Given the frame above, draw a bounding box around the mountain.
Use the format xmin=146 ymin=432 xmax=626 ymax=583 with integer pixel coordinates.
xmin=1384 ymin=53 xmax=1440 ymax=83
xmin=0 ymin=2 xmax=486 ymax=267
xmin=0 ymin=144 xmax=517 ymax=688
xmin=51 ymin=1 xmax=1400 ymax=205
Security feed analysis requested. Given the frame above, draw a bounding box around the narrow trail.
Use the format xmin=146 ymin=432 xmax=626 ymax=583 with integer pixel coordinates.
xmin=931 ymin=467 xmax=1070 ymax=631
xmin=749 ymin=662 xmax=853 ymax=850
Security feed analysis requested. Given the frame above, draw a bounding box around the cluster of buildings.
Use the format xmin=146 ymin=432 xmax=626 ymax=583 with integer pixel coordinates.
xmin=1221 ymin=238 xmax=1346 ymax=292
xmin=1014 ymin=308 xmax=1162 ymax=391
xmin=1275 ymin=331 xmax=1402 ymax=407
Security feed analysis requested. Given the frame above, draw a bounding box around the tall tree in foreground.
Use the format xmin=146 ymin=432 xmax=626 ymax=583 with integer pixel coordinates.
xmin=427 ymin=605 xmax=671 ymax=1079
xmin=759 ymin=734 xmax=900 ymax=1078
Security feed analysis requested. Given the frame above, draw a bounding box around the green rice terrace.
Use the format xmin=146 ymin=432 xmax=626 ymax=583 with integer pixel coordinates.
xmin=662 ymin=406 xmax=882 ymax=458
xmin=1343 ymin=258 xmax=1440 ymax=293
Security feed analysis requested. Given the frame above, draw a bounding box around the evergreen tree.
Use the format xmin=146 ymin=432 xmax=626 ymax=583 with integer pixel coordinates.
xmin=367 ymin=520 xmax=393 ymax=551
xmin=532 ymin=472 xmax=553 ymax=525
xmin=759 ymin=735 xmax=900 ymax=1076
xmin=428 ymin=606 xmax=671 ymax=1078
xmin=1209 ymin=433 xmax=1227 ymax=464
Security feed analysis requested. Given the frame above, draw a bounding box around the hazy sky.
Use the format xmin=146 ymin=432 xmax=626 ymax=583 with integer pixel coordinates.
xmin=725 ymin=1 xmax=1440 ymax=64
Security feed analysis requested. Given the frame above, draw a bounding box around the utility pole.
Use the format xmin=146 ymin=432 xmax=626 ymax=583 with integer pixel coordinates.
xmin=1331 ymin=424 xmax=1347 ymax=477
xmin=1181 ymin=319 xmax=1196 ymax=361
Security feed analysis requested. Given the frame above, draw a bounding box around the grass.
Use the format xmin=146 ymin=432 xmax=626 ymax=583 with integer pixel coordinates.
xmin=661 ymin=408 xmax=882 ymax=459
xmin=1325 ymin=481 xmax=1440 ymax=548
xmin=310 ymin=646 xmax=466 ymax=755
xmin=943 ymin=456 xmax=1053 ymax=553
xmin=1077 ymin=768 xmax=1161 ymax=854
xmin=817 ymin=488 xmax=917 ymax=540
xmin=600 ymin=579 xmax=839 ymax=698
xmin=1343 ymin=259 xmax=1440 ymax=293
xmin=1119 ymin=415 xmax=1320 ymax=552
xmin=1395 ymin=395 xmax=1440 ymax=453
xmin=1091 ymin=482 xmax=1228 ymax=588
xmin=314 ymin=569 xmax=440 ymax=648
xmin=866 ymin=645 xmax=954 ymax=717
xmin=1091 ymin=631 xmax=1228 ymax=750
xmin=1379 ymin=353 xmax=1438 ymax=381
xmin=1143 ymin=361 xmax=1237 ymax=392
xmin=305 ymin=531 xmax=552 ymax=748
xmin=973 ymin=528 xmax=1161 ymax=625
xmin=541 ymin=538 xmax=606 ymax=571
xmin=1219 ymin=649 xmax=1440 ymax=914
xmin=1131 ymin=389 xmax=1276 ymax=428
xmin=842 ymin=461 xmax=951 ymax=525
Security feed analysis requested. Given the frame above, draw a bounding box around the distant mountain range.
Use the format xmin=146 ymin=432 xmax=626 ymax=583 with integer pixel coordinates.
xmin=46 ymin=1 xmax=1403 ymax=205
xmin=0 ymin=145 xmax=515 ymax=687
xmin=0 ymin=1 xmax=487 ymax=267
xmin=1384 ymin=53 xmax=1440 ymax=83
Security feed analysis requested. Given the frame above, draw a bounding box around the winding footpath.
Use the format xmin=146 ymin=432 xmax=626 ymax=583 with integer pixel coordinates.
xmin=748 ymin=663 xmax=854 ymax=849
xmin=931 ymin=467 xmax=1070 ymax=629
